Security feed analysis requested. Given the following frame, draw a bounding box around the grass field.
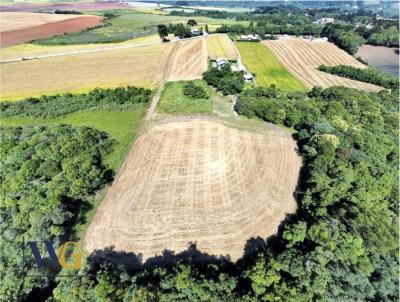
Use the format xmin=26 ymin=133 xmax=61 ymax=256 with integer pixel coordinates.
xmin=33 ymin=10 xmax=241 ymax=45
xmin=0 ymin=43 xmax=171 ymax=101
xmin=236 ymin=42 xmax=307 ymax=91
xmin=0 ymin=107 xmax=147 ymax=170
xmin=207 ymin=34 xmax=237 ymax=60
xmin=158 ymin=80 xmax=213 ymax=115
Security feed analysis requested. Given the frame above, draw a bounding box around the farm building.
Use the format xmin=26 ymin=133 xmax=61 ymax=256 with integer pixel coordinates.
xmin=190 ymin=28 xmax=202 ymax=36
xmin=311 ymin=37 xmax=328 ymax=42
xmin=238 ymin=34 xmax=260 ymax=41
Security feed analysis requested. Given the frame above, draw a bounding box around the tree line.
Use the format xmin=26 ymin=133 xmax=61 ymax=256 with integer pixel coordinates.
xmin=0 ymin=86 xmax=151 ymax=119
xmin=318 ymin=65 xmax=399 ymax=90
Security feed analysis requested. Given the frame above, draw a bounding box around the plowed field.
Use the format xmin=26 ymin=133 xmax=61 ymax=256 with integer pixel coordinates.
xmin=164 ymin=38 xmax=208 ymax=81
xmin=84 ymin=118 xmax=302 ymax=262
xmin=264 ymin=38 xmax=382 ymax=92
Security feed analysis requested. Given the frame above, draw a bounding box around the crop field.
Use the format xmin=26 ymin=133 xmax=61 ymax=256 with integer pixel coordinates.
xmin=0 ymin=12 xmax=88 ymax=32
xmin=84 ymin=117 xmax=302 ymax=261
xmin=158 ymin=80 xmax=213 ymax=115
xmin=264 ymin=38 xmax=382 ymax=91
xmin=164 ymin=38 xmax=208 ymax=81
xmin=207 ymin=34 xmax=238 ymax=60
xmin=33 ymin=10 xmax=241 ymax=45
xmin=0 ymin=34 xmax=165 ymax=61
xmin=0 ymin=43 xmax=172 ymax=100
xmin=236 ymin=42 xmax=307 ymax=91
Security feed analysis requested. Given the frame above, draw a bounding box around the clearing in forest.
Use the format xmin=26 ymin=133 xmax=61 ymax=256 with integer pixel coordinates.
xmin=263 ymin=38 xmax=382 ymax=92
xmin=84 ymin=117 xmax=302 ymax=262
xmin=207 ymin=34 xmax=238 ymax=60
xmin=236 ymin=42 xmax=307 ymax=91
xmin=164 ymin=38 xmax=208 ymax=81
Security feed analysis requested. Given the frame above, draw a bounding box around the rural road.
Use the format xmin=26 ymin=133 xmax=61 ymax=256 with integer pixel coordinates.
xmin=0 ymin=34 xmax=208 ymax=64
xmin=145 ymin=81 xmax=164 ymax=121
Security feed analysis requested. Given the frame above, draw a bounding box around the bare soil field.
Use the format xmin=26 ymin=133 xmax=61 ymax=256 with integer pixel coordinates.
xmin=84 ymin=117 xmax=302 ymax=262
xmin=164 ymin=38 xmax=208 ymax=81
xmin=264 ymin=38 xmax=382 ymax=92
xmin=0 ymin=12 xmax=102 ymax=47
xmin=0 ymin=43 xmax=172 ymax=100
xmin=0 ymin=1 xmax=128 ymax=12
xmin=207 ymin=33 xmax=238 ymax=60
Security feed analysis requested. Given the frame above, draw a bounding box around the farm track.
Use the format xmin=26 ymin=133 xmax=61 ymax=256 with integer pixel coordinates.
xmin=264 ymin=38 xmax=382 ymax=92
xmin=84 ymin=117 xmax=302 ymax=262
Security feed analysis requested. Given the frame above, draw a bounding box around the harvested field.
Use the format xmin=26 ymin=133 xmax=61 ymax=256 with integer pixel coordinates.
xmin=0 ymin=12 xmax=88 ymax=32
xmin=164 ymin=38 xmax=208 ymax=81
xmin=0 ymin=1 xmax=128 ymax=12
xmin=0 ymin=43 xmax=172 ymax=100
xmin=0 ymin=12 xmax=102 ymax=47
xmin=84 ymin=118 xmax=302 ymax=262
xmin=263 ymin=38 xmax=382 ymax=92
xmin=207 ymin=34 xmax=238 ymax=60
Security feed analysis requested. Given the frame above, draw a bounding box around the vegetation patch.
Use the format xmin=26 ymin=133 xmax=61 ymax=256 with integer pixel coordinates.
xmin=236 ymin=42 xmax=306 ymax=91
xmin=203 ymin=65 xmax=244 ymax=95
xmin=158 ymin=80 xmax=212 ymax=114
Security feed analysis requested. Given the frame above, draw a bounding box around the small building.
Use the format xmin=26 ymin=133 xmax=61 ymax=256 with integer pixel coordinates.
xmin=190 ymin=28 xmax=202 ymax=36
xmin=243 ymin=73 xmax=254 ymax=82
xmin=311 ymin=37 xmax=328 ymax=42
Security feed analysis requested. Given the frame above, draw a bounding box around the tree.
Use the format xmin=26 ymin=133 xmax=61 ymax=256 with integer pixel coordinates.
xmin=205 ymin=24 xmax=209 ymax=33
xmin=187 ymin=19 xmax=197 ymax=27
xmin=157 ymin=24 xmax=168 ymax=41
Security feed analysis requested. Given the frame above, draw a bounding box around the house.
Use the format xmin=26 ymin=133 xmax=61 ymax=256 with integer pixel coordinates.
xmin=238 ymin=34 xmax=260 ymax=41
xmin=190 ymin=28 xmax=202 ymax=36
xmin=216 ymin=58 xmax=229 ymax=69
xmin=313 ymin=18 xmax=335 ymax=25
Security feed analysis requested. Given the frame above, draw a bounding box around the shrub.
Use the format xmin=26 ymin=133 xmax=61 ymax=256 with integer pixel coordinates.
xmin=183 ymin=82 xmax=209 ymax=99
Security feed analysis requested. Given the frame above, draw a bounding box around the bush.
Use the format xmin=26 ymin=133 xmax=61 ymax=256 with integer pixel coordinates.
xmin=183 ymin=82 xmax=209 ymax=99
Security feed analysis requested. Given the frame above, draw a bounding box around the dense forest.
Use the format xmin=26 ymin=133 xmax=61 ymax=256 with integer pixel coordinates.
xmin=0 ymin=86 xmax=151 ymax=119
xmin=0 ymin=126 xmax=113 ymax=301
xmin=318 ymin=65 xmax=399 ymax=90
xmin=2 ymin=83 xmax=396 ymax=300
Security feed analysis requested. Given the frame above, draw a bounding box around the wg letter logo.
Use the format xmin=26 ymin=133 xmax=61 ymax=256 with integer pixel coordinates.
xmin=28 ymin=241 xmax=82 ymax=270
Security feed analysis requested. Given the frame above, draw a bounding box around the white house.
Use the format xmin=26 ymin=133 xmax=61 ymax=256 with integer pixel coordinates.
xmin=238 ymin=34 xmax=260 ymax=41
xmin=216 ymin=58 xmax=229 ymax=68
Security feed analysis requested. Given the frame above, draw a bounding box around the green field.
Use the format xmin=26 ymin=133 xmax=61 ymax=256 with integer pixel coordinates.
xmin=0 ymin=108 xmax=146 ymax=170
xmin=34 ymin=10 xmax=242 ymax=45
xmin=158 ymin=80 xmax=213 ymax=115
xmin=236 ymin=42 xmax=307 ymax=91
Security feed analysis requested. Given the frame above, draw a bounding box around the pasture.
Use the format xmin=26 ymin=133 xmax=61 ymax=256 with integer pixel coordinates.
xmin=264 ymin=38 xmax=382 ymax=91
xmin=236 ymin=42 xmax=307 ymax=91
xmin=84 ymin=117 xmax=302 ymax=261
xmin=0 ymin=43 xmax=172 ymax=100
xmin=207 ymin=33 xmax=237 ymax=60
xmin=158 ymin=80 xmax=213 ymax=115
